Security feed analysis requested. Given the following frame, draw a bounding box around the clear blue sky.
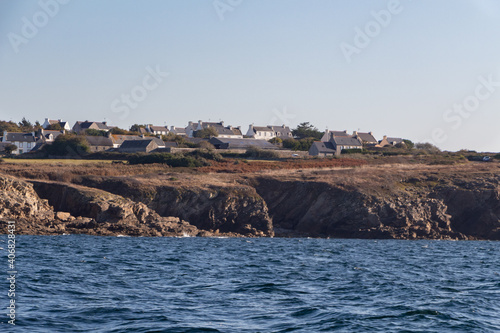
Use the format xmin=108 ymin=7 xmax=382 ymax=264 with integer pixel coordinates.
xmin=1 ymin=0 xmax=499 ymax=151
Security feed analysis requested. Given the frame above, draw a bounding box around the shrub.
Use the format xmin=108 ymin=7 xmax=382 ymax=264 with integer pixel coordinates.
xmin=0 ymin=157 xmax=4 ymax=163
xmin=127 ymin=153 xmax=203 ymax=167
xmin=494 ymin=154 xmax=500 ymax=160
xmin=188 ymin=148 xmax=223 ymax=161
xmin=43 ymin=134 xmax=90 ymax=157
xmin=245 ymin=147 xmax=279 ymax=159
xmin=341 ymin=148 xmax=364 ymax=154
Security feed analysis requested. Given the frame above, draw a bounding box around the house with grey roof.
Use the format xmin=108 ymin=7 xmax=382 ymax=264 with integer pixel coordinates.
xmin=209 ymin=137 xmax=277 ymax=150
xmin=118 ymin=138 xmax=165 ymax=153
xmin=378 ymin=136 xmax=404 ymax=147
xmin=170 ymin=126 xmax=187 ymax=136
xmin=246 ymin=124 xmax=292 ymax=140
xmin=84 ymin=136 xmax=115 ymax=152
xmin=147 ymin=125 xmax=169 ymax=136
xmin=320 ymin=129 xmax=351 ymax=142
xmin=309 ymin=141 xmax=337 ymax=157
xmin=73 ymin=121 xmax=110 ymax=134
xmin=1 ymin=131 xmax=37 ymax=155
xmin=353 ymin=131 xmax=378 ymax=145
xmin=42 ymin=118 xmax=71 ymax=131
xmin=187 ymin=120 xmax=243 ymax=138
xmin=309 ymin=136 xmax=362 ymax=157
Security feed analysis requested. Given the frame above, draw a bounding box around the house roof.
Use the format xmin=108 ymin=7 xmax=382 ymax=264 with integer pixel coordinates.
xmin=120 ymin=139 xmax=158 ymax=149
xmin=253 ymin=126 xmax=274 ymax=132
xmin=387 ymin=137 xmax=404 ymax=144
xmin=356 ymin=132 xmax=377 ymax=143
xmin=209 ymin=137 xmax=276 ymax=149
xmin=149 ymin=126 xmax=168 ymax=132
xmin=310 ymin=141 xmax=336 ymax=154
xmin=331 ymin=137 xmax=362 ymax=146
xmin=84 ymin=136 xmax=114 ymax=147
xmin=5 ymin=132 xmax=36 ymax=143
xmin=171 ymin=127 xmax=186 ymax=134
xmin=269 ymin=125 xmax=292 ymax=135
xmin=76 ymin=121 xmax=110 ymax=130
xmin=111 ymin=135 xmax=145 ymax=145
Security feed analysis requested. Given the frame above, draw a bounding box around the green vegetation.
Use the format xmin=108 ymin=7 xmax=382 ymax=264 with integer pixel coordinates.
xmin=163 ymin=133 xmax=196 ymax=148
xmin=129 ymin=124 xmax=148 ymax=133
xmin=128 ymin=153 xmax=204 ymax=167
xmin=3 ymin=144 xmax=17 ymax=155
xmin=244 ymin=147 xmax=279 ymax=159
xmin=46 ymin=123 xmax=62 ymax=130
xmin=282 ymin=138 xmax=315 ymax=151
xmin=292 ymin=122 xmax=323 ymax=140
xmin=85 ymin=129 xmax=108 ymax=136
xmin=415 ymin=142 xmax=441 ymax=154
xmin=194 ymin=127 xmax=218 ymax=138
xmin=43 ymin=134 xmax=90 ymax=157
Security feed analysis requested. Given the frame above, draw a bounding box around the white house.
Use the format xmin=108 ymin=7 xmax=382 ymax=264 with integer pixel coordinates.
xmin=1 ymin=131 xmax=37 ymax=155
xmin=146 ymin=125 xmax=169 ymax=136
xmin=246 ymin=124 xmax=293 ymax=140
xmin=187 ymin=120 xmax=243 ymax=138
xmin=42 ymin=118 xmax=71 ymax=131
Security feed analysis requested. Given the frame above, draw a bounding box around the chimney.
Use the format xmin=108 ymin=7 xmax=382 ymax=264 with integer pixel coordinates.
xmin=58 ymin=119 xmax=62 ymax=122
xmin=383 ymin=135 xmax=387 ymax=140
xmin=369 ymin=131 xmax=373 ymax=135
xmin=102 ymin=121 xmax=107 ymax=125
xmin=282 ymin=124 xmax=286 ymax=128
xmin=220 ymin=121 xmax=224 ymax=126
xmin=343 ymin=130 xmax=347 ymax=133
xmin=140 ymin=134 xmax=145 ymax=138
xmin=188 ymin=121 xmax=193 ymax=126
xmin=353 ymin=131 xmax=358 ymax=136
xmin=248 ymin=124 xmax=253 ymax=131
xmin=170 ymin=125 xmax=175 ymax=131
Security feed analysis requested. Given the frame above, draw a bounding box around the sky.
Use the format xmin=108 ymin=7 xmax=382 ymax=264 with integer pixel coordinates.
xmin=1 ymin=0 xmax=499 ymax=152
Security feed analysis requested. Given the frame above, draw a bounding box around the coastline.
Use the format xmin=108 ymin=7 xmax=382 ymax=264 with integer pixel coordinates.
xmin=1 ymin=159 xmax=499 ymax=240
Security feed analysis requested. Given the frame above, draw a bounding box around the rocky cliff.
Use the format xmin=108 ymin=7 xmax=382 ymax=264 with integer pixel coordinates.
xmin=0 ymin=163 xmax=499 ymax=239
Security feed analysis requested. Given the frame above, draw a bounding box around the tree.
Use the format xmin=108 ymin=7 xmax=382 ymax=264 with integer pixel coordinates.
xmin=130 ymin=124 xmax=147 ymax=133
xmin=269 ymin=137 xmax=282 ymax=145
xmin=403 ymin=139 xmax=414 ymax=149
xmin=415 ymin=142 xmax=441 ymax=154
xmin=110 ymin=127 xmax=130 ymax=135
xmin=292 ymin=122 xmax=323 ymax=140
xmin=18 ymin=117 xmax=33 ymax=131
xmin=44 ymin=134 xmax=90 ymax=157
xmin=4 ymin=144 xmax=17 ymax=155
xmin=85 ymin=129 xmax=107 ymax=136
xmin=194 ymin=127 xmax=218 ymax=138
xmin=0 ymin=121 xmax=21 ymax=133
xmin=46 ymin=123 xmax=63 ymax=131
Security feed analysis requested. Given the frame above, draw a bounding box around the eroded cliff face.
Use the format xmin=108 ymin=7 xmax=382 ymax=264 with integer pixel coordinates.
xmin=73 ymin=176 xmax=273 ymax=237
xmin=0 ymin=175 xmax=53 ymax=221
xmin=252 ymin=172 xmax=500 ymax=240
xmin=1 ymin=164 xmax=499 ymax=240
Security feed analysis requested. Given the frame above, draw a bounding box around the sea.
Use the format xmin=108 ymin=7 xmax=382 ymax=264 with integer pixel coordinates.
xmin=0 ymin=235 xmax=498 ymax=332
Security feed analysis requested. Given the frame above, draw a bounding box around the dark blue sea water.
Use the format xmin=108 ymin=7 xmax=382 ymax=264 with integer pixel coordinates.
xmin=0 ymin=236 xmax=499 ymax=332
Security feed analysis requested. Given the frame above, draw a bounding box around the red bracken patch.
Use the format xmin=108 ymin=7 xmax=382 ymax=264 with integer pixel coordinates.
xmin=198 ymin=158 xmax=367 ymax=173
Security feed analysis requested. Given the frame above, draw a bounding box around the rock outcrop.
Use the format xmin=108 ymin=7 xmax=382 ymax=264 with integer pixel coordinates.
xmin=1 ymin=163 xmax=499 ymax=240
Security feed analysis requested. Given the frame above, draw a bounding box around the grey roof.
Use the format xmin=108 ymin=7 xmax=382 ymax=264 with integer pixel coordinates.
xmin=269 ymin=125 xmax=292 ymax=135
xmin=84 ymin=136 xmax=114 ymax=147
xmin=149 ymin=126 xmax=168 ymax=132
xmin=253 ymin=126 xmax=273 ymax=132
xmin=171 ymin=127 xmax=186 ymax=133
xmin=321 ymin=130 xmax=350 ymax=141
xmin=209 ymin=137 xmax=276 ymax=149
xmin=76 ymin=121 xmax=110 ymax=130
xmin=356 ymin=132 xmax=377 ymax=143
xmin=198 ymin=122 xmax=242 ymax=136
xmin=5 ymin=132 xmax=36 ymax=143
xmin=120 ymin=139 xmax=157 ymax=149
xmin=387 ymin=137 xmax=404 ymax=144
xmin=111 ymin=135 xmax=145 ymax=145
xmin=331 ymin=137 xmax=362 ymax=146
xmin=310 ymin=141 xmax=336 ymax=154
